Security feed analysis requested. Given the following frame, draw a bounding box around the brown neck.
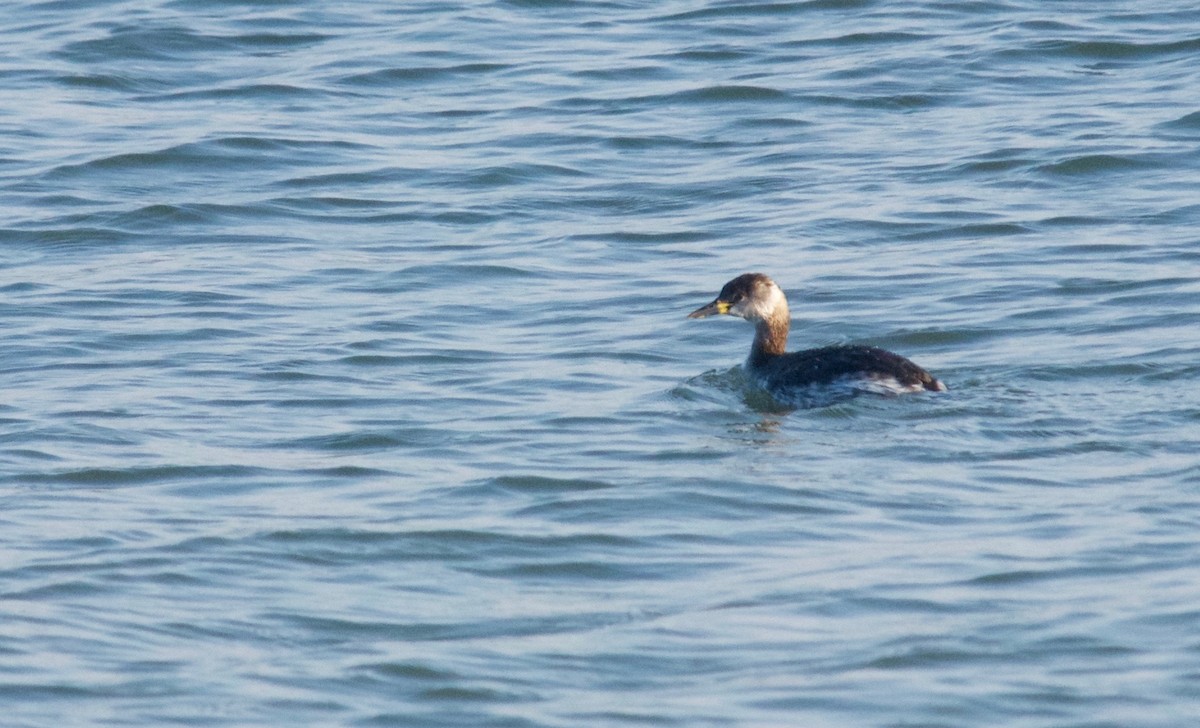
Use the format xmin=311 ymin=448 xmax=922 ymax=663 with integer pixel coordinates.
xmin=749 ymin=314 xmax=788 ymax=366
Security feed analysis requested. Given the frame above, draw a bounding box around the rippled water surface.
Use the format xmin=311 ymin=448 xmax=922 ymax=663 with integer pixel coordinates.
xmin=3 ymin=1 xmax=1200 ymax=726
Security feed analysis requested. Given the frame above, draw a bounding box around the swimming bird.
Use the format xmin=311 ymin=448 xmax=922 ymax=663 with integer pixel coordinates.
xmin=688 ymin=273 xmax=945 ymax=405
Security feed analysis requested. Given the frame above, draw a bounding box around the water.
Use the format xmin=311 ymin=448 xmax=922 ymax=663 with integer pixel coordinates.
xmin=2 ymin=1 xmax=1200 ymax=725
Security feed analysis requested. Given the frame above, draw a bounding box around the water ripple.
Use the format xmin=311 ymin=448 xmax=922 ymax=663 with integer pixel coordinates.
xmin=2 ymin=1 xmax=1199 ymax=727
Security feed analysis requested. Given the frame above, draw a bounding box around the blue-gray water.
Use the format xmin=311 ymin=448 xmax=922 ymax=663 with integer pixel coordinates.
xmin=3 ymin=1 xmax=1200 ymax=726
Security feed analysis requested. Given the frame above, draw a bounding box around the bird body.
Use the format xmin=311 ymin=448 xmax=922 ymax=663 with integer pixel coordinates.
xmin=689 ymin=273 xmax=944 ymax=405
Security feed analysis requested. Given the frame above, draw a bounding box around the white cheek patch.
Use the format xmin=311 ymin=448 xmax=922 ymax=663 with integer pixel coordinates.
xmin=745 ymin=284 xmax=785 ymax=320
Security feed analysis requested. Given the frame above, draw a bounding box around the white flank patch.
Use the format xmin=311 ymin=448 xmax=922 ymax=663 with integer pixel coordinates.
xmin=757 ymin=372 xmax=937 ymax=409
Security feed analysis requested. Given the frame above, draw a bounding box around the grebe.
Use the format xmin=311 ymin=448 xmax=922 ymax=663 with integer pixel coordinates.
xmin=688 ymin=273 xmax=945 ymax=405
